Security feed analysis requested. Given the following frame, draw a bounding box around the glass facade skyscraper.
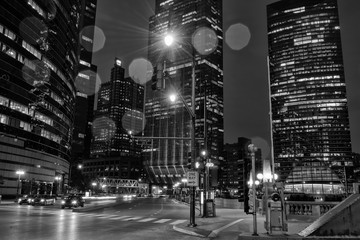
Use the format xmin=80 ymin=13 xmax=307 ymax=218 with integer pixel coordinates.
xmin=144 ymin=0 xmax=223 ymax=185
xmin=267 ymin=0 xmax=353 ymax=195
xmin=0 ymin=0 xmax=81 ymax=196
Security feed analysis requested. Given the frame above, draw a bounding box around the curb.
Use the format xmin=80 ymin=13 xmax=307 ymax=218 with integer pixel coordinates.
xmin=172 ymin=225 xmax=207 ymax=238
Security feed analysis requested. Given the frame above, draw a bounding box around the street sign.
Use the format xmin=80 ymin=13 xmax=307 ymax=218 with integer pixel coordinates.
xmin=186 ymin=171 xmax=199 ymax=187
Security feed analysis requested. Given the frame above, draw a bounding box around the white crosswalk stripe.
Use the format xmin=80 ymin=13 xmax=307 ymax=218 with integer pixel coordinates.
xmin=169 ymin=219 xmax=187 ymax=225
xmin=109 ymin=215 xmax=131 ymax=220
xmin=122 ymin=216 xmax=143 ymax=221
xmin=153 ymin=219 xmax=172 ymax=223
xmin=137 ymin=218 xmax=156 ymax=222
xmin=97 ymin=214 xmax=119 ymax=218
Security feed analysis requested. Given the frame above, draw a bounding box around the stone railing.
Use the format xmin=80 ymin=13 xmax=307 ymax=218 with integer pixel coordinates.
xmin=285 ymin=201 xmax=339 ymax=217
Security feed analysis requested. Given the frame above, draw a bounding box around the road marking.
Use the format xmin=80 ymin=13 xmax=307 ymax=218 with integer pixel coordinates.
xmin=122 ymin=216 xmax=143 ymax=221
xmin=170 ymin=220 xmax=187 ymax=225
xmin=98 ymin=214 xmax=119 ymax=218
xmin=137 ymin=218 xmax=156 ymax=222
xmin=154 ymin=219 xmax=171 ymax=223
xmin=109 ymin=216 xmax=131 ymax=220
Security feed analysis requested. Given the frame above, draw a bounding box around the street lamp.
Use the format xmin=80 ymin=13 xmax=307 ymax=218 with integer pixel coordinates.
xmin=16 ymin=170 xmax=25 ymax=199
xmin=165 ymin=33 xmax=197 ymax=227
xmin=248 ymin=144 xmax=258 ymax=236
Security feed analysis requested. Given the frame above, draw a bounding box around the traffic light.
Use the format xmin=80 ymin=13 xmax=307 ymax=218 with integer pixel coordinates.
xmin=187 ymin=152 xmax=192 ymax=169
xmin=151 ymin=62 xmax=166 ymax=91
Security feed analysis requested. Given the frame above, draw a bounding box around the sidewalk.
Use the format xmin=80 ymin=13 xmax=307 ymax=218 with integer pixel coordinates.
xmin=172 ymin=201 xmax=317 ymax=239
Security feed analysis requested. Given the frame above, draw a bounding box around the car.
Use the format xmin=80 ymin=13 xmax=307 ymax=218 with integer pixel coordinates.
xmin=31 ymin=195 xmax=56 ymax=206
xmin=17 ymin=194 xmax=36 ymax=205
xmin=61 ymin=195 xmax=85 ymax=209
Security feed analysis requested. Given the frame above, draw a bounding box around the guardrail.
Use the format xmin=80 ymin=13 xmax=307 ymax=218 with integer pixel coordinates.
xmin=285 ymin=201 xmax=339 ymax=217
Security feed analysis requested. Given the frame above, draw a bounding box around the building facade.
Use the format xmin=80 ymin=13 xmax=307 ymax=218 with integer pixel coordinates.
xmin=143 ymin=0 xmax=224 ymax=186
xmin=0 ymin=0 xmax=81 ymax=196
xmin=82 ymin=58 xmax=144 ymax=181
xmin=71 ymin=0 xmax=98 ymax=164
xmin=267 ymin=0 xmax=353 ymax=195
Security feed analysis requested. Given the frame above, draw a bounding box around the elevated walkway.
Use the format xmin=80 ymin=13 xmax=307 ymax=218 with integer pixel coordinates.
xmin=299 ymin=194 xmax=360 ymax=237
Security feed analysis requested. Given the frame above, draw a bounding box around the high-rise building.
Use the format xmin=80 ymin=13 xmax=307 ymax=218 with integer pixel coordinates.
xmin=83 ymin=58 xmax=144 ymax=180
xmin=71 ymin=0 xmax=98 ymax=163
xmin=144 ymin=0 xmax=224 ymax=185
xmin=0 ymin=1 xmax=82 ymax=196
xmin=267 ymin=0 xmax=353 ymax=195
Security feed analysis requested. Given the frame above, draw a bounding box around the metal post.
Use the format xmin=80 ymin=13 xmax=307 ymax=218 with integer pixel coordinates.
xmin=249 ymin=144 xmax=258 ymax=236
xmin=16 ymin=174 xmax=20 ymax=199
xmin=189 ymin=47 xmax=196 ymax=227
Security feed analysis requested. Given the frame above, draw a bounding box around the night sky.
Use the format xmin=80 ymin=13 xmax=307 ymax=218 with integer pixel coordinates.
xmin=92 ymin=0 xmax=360 ymax=157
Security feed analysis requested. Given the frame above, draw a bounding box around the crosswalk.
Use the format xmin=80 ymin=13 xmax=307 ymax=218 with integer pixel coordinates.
xmin=0 ymin=205 xmax=187 ymax=225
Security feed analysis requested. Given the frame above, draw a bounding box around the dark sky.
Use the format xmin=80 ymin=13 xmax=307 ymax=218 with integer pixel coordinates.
xmin=92 ymin=0 xmax=360 ymax=157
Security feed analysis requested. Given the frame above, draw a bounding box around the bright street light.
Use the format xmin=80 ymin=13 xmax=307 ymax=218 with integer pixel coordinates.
xmin=164 ymin=34 xmax=174 ymax=46
xmin=169 ymin=94 xmax=177 ymax=102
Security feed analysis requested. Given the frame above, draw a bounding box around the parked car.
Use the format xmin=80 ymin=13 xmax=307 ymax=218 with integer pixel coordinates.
xmin=31 ymin=195 xmax=56 ymax=206
xmin=61 ymin=195 xmax=85 ymax=209
xmin=18 ymin=194 xmax=36 ymax=205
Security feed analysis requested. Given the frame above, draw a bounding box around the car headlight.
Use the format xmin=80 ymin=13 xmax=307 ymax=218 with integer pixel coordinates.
xmin=61 ymin=200 xmax=65 ymax=204
xmin=40 ymin=199 xmax=45 ymax=202
xmin=72 ymin=200 xmax=77 ymax=204
xmin=18 ymin=199 xmax=22 ymax=203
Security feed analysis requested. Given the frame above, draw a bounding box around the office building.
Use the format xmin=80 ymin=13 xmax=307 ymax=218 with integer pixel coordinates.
xmin=267 ymin=0 xmax=353 ymax=195
xmin=0 ymin=1 xmax=81 ymax=196
xmin=143 ymin=0 xmax=224 ymax=186
xmin=82 ymin=58 xmax=144 ymax=181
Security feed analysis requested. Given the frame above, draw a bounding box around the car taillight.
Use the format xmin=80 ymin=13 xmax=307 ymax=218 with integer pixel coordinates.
xmin=61 ymin=200 xmax=65 ymax=204
xmin=72 ymin=200 xmax=77 ymax=204
xmin=40 ymin=199 xmax=45 ymax=202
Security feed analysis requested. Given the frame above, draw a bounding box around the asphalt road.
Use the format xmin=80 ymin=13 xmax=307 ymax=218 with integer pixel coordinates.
xmin=0 ymin=197 xmax=205 ymax=240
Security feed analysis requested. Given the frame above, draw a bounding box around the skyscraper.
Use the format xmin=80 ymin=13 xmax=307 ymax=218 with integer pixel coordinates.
xmin=267 ymin=0 xmax=353 ymax=195
xmin=72 ymin=0 xmax=98 ymax=163
xmin=83 ymin=58 xmax=144 ymax=181
xmin=144 ymin=0 xmax=223 ymax=185
xmin=0 ymin=1 xmax=81 ymax=196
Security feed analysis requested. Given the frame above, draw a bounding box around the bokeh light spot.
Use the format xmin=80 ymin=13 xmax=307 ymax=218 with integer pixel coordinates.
xmin=92 ymin=117 xmax=116 ymax=141
xmin=19 ymin=17 xmax=48 ymax=45
xmin=91 ymin=26 xmax=106 ymax=52
xmin=122 ymin=110 xmax=146 ymax=135
xmin=129 ymin=58 xmax=154 ymax=85
xmin=192 ymin=27 xmax=218 ymax=55
xmin=251 ymin=136 xmax=271 ymax=159
xmin=225 ymin=23 xmax=251 ymax=51
xmin=22 ymin=60 xmax=50 ymax=86
xmin=75 ymin=70 xmax=101 ymax=96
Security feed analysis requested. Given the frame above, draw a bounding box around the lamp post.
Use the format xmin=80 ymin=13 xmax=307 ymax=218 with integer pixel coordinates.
xmin=91 ymin=182 xmax=97 ymax=196
xmin=248 ymin=144 xmax=258 ymax=236
xmin=16 ymin=170 xmax=25 ymax=199
xmin=55 ymin=176 xmax=61 ymax=195
xmin=166 ymin=34 xmax=197 ymax=227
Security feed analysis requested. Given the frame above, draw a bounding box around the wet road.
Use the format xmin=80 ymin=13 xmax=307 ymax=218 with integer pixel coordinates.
xmin=0 ymin=197 xmax=203 ymax=240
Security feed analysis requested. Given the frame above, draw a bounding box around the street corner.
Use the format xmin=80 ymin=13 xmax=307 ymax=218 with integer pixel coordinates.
xmin=173 ymin=222 xmax=212 ymax=238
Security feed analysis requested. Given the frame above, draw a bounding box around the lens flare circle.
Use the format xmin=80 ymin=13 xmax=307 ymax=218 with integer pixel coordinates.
xmin=92 ymin=26 xmax=106 ymax=52
xmin=92 ymin=117 xmax=116 ymax=141
xmin=250 ymin=136 xmax=270 ymax=159
xmin=225 ymin=23 xmax=251 ymax=51
xmin=128 ymin=58 xmax=154 ymax=85
xmin=19 ymin=17 xmax=48 ymax=45
xmin=75 ymin=70 xmax=101 ymax=96
xmin=121 ymin=110 xmax=146 ymax=135
xmin=22 ymin=59 xmax=50 ymax=86
xmin=192 ymin=27 xmax=218 ymax=55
